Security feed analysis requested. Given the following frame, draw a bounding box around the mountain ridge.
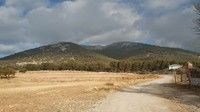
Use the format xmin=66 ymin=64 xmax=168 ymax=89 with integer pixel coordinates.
xmin=88 ymin=41 xmax=199 ymax=61
xmin=0 ymin=42 xmax=114 ymax=66
xmin=0 ymin=41 xmax=199 ymax=66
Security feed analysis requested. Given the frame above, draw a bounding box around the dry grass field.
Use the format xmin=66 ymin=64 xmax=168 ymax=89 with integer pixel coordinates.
xmin=0 ymin=71 xmax=158 ymax=112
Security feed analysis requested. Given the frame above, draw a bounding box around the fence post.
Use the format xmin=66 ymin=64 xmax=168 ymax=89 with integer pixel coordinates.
xmin=174 ymin=71 xmax=177 ymax=83
xmin=181 ymin=73 xmax=183 ymax=82
xmin=188 ymin=69 xmax=191 ymax=85
xmin=187 ymin=62 xmax=193 ymax=86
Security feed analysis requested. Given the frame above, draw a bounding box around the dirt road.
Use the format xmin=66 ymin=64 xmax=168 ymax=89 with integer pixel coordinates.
xmin=88 ymin=75 xmax=200 ymax=112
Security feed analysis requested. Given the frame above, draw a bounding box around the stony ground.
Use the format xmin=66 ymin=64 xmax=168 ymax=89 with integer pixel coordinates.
xmin=0 ymin=71 xmax=157 ymax=112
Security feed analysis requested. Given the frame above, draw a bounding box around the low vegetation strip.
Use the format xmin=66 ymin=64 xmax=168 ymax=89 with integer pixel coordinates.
xmin=0 ymin=67 xmax=16 ymax=79
xmin=17 ymin=60 xmax=200 ymax=75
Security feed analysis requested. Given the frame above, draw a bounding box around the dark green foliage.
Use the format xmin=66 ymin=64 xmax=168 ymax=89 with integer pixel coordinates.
xmin=14 ymin=58 xmax=200 ymax=76
xmin=19 ymin=68 xmax=27 ymax=73
xmin=23 ymin=61 xmax=110 ymax=72
xmin=40 ymin=63 xmax=58 ymax=70
xmin=192 ymin=61 xmax=200 ymax=68
xmin=20 ymin=60 xmax=182 ymax=74
xmin=0 ymin=67 xmax=16 ymax=79
xmin=108 ymin=60 xmax=170 ymax=73
xmin=24 ymin=64 xmax=40 ymax=71
xmin=191 ymin=68 xmax=200 ymax=78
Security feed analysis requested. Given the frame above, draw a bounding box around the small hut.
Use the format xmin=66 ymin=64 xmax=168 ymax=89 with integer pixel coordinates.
xmin=168 ymin=62 xmax=200 ymax=86
xmin=169 ymin=64 xmax=183 ymax=83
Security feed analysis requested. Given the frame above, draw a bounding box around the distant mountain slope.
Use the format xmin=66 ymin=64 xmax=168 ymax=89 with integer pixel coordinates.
xmin=82 ymin=45 xmax=105 ymax=50
xmin=1 ymin=41 xmax=199 ymax=67
xmin=0 ymin=42 xmax=114 ymax=66
xmin=90 ymin=42 xmax=200 ymax=62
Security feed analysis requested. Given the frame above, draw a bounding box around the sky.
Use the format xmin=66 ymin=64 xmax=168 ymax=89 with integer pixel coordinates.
xmin=0 ymin=0 xmax=199 ymax=57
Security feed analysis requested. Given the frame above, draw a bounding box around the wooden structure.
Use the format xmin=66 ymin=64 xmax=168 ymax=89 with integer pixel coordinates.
xmin=169 ymin=62 xmax=200 ymax=86
xmin=169 ymin=64 xmax=183 ymax=83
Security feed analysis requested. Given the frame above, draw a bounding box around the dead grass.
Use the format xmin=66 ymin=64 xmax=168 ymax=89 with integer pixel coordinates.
xmin=0 ymin=71 xmax=158 ymax=112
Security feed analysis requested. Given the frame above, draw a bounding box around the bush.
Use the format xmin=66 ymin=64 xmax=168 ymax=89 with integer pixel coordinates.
xmin=105 ymin=83 xmax=114 ymax=86
xmin=40 ymin=63 xmax=58 ymax=70
xmin=24 ymin=64 xmax=40 ymax=71
xmin=19 ymin=68 xmax=27 ymax=73
xmin=15 ymin=60 xmax=198 ymax=74
xmin=0 ymin=67 xmax=16 ymax=79
xmin=191 ymin=68 xmax=200 ymax=78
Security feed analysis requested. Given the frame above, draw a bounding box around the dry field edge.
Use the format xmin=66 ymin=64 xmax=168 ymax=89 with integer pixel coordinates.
xmin=0 ymin=71 xmax=158 ymax=112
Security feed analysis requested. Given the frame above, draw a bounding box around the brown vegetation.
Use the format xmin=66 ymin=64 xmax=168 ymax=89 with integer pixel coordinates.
xmin=0 ymin=67 xmax=16 ymax=79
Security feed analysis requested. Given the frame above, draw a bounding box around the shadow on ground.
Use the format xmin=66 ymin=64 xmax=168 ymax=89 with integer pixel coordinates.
xmin=118 ymin=81 xmax=200 ymax=110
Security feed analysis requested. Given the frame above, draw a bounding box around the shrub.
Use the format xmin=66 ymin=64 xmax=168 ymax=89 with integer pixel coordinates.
xmin=19 ymin=68 xmax=27 ymax=73
xmin=191 ymin=68 xmax=200 ymax=78
xmin=40 ymin=63 xmax=58 ymax=70
xmin=24 ymin=64 xmax=40 ymax=71
xmin=0 ymin=67 xmax=16 ymax=79
xmin=105 ymin=83 xmax=114 ymax=86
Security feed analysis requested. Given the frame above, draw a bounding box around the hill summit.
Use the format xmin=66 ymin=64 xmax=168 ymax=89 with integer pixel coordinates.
xmin=0 ymin=41 xmax=199 ymax=66
xmin=89 ymin=42 xmax=200 ymax=62
xmin=0 ymin=42 xmax=114 ymax=65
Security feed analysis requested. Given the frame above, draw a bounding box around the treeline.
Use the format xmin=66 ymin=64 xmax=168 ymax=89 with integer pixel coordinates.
xmin=18 ymin=60 xmax=188 ymax=74
xmin=109 ymin=60 xmax=171 ymax=73
xmin=1 ymin=60 xmax=199 ymax=80
xmin=20 ymin=61 xmax=110 ymax=72
xmin=190 ymin=62 xmax=200 ymax=78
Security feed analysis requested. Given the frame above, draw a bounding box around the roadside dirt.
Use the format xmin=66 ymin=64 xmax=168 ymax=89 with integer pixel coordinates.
xmin=87 ymin=75 xmax=200 ymax=112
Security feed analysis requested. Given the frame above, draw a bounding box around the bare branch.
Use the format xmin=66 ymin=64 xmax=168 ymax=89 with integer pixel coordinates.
xmin=194 ymin=3 xmax=200 ymax=33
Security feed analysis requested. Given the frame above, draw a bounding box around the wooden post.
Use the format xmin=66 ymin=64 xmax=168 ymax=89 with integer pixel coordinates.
xmin=181 ymin=73 xmax=183 ymax=82
xmin=188 ymin=70 xmax=192 ymax=85
xmin=187 ymin=62 xmax=193 ymax=85
xmin=174 ymin=71 xmax=177 ymax=83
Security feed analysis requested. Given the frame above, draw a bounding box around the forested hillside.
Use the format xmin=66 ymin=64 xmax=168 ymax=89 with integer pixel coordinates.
xmin=0 ymin=41 xmax=200 ymax=73
xmin=91 ymin=42 xmax=199 ymax=62
xmin=0 ymin=42 xmax=114 ymax=66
